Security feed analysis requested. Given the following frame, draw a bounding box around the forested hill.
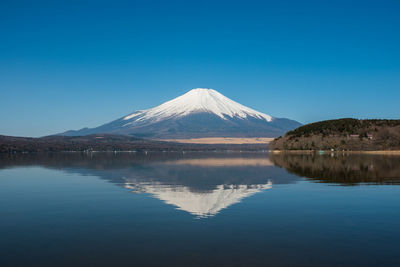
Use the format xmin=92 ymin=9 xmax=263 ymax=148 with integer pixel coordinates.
xmin=270 ymin=118 xmax=400 ymax=151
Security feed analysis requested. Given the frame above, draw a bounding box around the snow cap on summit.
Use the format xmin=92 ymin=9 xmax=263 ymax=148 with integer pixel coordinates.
xmin=124 ymin=88 xmax=273 ymax=122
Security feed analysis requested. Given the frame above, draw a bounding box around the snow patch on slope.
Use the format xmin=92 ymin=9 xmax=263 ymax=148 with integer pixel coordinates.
xmin=123 ymin=88 xmax=273 ymax=124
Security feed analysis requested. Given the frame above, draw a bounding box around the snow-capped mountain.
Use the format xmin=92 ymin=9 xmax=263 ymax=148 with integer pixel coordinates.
xmin=62 ymin=88 xmax=301 ymax=138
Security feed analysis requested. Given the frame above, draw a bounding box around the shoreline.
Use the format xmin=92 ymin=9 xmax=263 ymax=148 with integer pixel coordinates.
xmin=272 ymin=150 xmax=400 ymax=155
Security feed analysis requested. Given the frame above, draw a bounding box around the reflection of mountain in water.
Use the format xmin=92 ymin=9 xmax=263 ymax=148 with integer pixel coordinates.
xmin=4 ymin=152 xmax=398 ymax=216
xmin=125 ymin=182 xmax=272 ymax=218
xmin=0 ymin=153 xmax=297 ymax=217
xmin=89 ymin=156 xmax=285 ymax=217
xmin=270 ymin=153 xmax=400 ymax=185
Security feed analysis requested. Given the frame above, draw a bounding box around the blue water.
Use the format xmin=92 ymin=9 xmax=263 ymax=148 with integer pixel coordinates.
xmin=0 ymin=153 xmax=399 ymax=266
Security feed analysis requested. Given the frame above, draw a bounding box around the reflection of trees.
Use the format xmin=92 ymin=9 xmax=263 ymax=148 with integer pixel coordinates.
xmin=270 ymin=153 xmax=400 ymax=185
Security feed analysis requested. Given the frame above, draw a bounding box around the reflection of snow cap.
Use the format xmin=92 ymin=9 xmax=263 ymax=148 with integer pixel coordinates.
xmin=125 ymin=181 xmax=272 ymax=218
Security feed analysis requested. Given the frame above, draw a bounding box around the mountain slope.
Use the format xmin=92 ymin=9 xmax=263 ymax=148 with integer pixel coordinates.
xmin=62 ymin=88 xmax=301 ymax=138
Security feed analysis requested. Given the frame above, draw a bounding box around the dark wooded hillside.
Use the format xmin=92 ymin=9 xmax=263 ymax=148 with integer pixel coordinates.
xmin=270 ymin=119 xmax=400 ymax=151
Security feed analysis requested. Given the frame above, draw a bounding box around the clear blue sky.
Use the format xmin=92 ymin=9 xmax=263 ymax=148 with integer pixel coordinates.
xmin=1 ymin=0 xmax=399 ymax=137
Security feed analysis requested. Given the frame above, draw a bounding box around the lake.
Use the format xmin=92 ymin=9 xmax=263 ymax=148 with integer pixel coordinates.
xmin=1 ymin=152 xmax=400 ymax=266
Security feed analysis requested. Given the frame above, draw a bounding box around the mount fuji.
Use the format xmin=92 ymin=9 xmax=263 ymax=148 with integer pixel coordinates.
xmin=61 ymin=88 xmax=301 ymax=138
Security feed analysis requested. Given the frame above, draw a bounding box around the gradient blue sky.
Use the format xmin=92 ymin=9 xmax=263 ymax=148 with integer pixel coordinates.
xmin=1 ymin=0 xmax=399 ymax=137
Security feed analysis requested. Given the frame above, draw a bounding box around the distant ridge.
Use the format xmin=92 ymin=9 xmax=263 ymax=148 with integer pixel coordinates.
xmin=0 ymin=134 xmax=269 ymax=153
xmin=61 ymin=88 xmax=301 ymax=138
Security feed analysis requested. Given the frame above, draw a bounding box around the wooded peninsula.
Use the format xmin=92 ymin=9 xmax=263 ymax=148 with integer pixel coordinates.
xmin=270 ymin=118 xmax=400 ymax=151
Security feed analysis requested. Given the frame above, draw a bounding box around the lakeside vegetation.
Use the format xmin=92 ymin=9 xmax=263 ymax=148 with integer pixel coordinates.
xmin=270 ymin=118 xmax=400 ymax=151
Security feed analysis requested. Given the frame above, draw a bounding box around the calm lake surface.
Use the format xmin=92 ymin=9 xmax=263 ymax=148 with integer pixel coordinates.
xmin=1 ymin=152 xmax=400 ymax=266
